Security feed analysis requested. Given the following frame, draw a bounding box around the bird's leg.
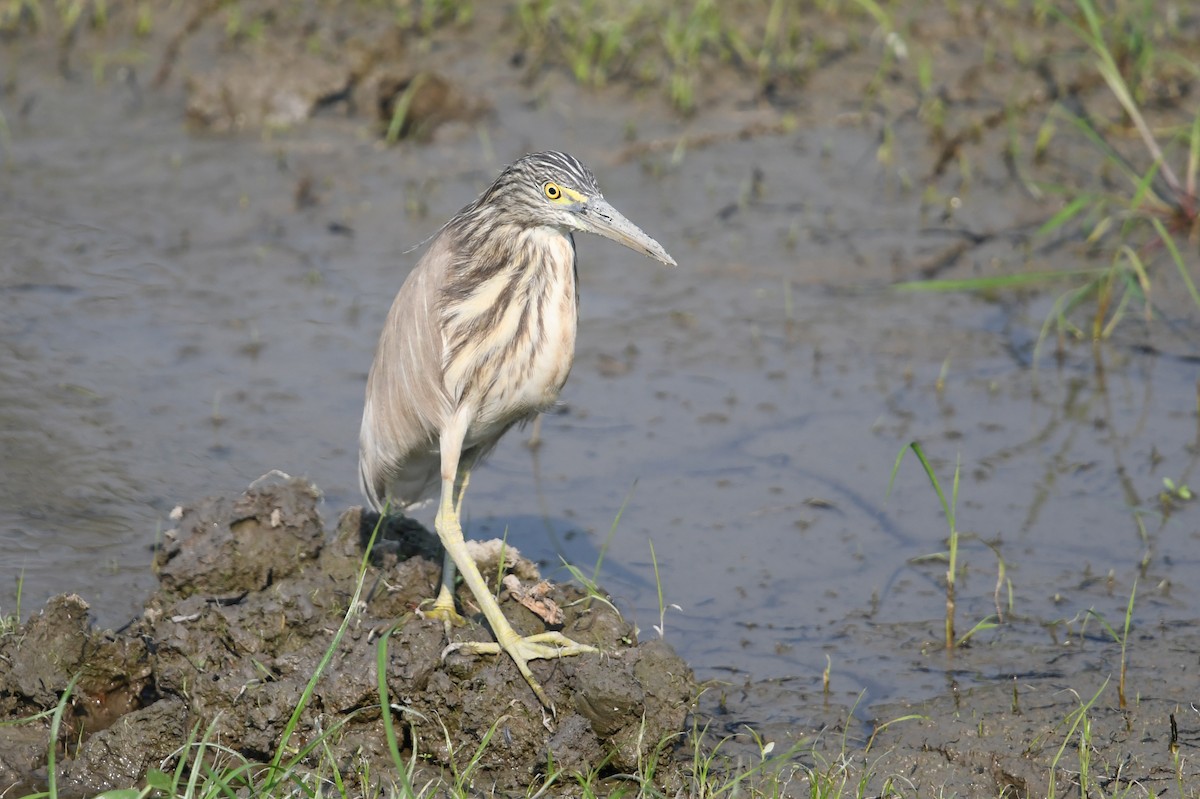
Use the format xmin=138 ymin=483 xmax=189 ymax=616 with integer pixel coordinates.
xmin=425 ymin=471 xmax=470 ymax=627
xmin=454 ymin=470 xmax=471 ymax=517
xmin=525 ymin=414 xmax=544 ymax=450
xmin=435 ymin=411 xmax=596 ymax=708
xmin=425 ymin=551 xmax=465 ymax=626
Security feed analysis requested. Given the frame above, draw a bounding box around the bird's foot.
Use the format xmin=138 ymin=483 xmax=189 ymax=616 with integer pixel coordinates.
xmin=445 ymin=630 xmax=597 ymax=660
xmin=418 ymin=599 xmax=467 ymax=626
xmin=418 ymin=577 xmax=468 ymax=632
xmin=419 ymin=597 xmax=468 ymax=643
xmin=443 ymin=630 xmax=598 ymax=710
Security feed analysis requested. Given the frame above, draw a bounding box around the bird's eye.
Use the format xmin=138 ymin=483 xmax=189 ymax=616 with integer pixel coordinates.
xmin=543 ymin=182 xmax=562 ymax=200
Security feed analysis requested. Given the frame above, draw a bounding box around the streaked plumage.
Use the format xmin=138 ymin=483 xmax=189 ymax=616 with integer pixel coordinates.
xmin=359 ymin=151 xmax=675 ymax=708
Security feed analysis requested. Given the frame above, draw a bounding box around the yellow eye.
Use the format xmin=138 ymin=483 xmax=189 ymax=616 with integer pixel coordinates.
xmin=543 ymin=182 xmax=562 ymax=200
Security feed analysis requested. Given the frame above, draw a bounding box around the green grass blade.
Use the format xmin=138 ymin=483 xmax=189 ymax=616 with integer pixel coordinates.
xmin=1188 ymin=108 xmax=1200 ymax=198
xmin=47 ymin=673 xmax=81 ymax=799
xmin=1037 ymin=195 xmax=1092 ymax=237
xmin=894 ymin=268 xmax=1102 ymax=293
xmin=185 ymin=716 xmax=226 ymax=799
xmin=269 ymin=511 xmax=387 ymax=777
xmin=1069 ymin=0 xmax=1181 ymax=195
xmin=1122 ymin=578 xmax=1137 ymax=641
xmin=385 ymin=75 xmax=425 ymax=145
xmin=376 ymin=627 xmax=418 ymax=797
xmin=887 ymin=442 xmax=953 ymax=531
xmin=649 ymin=537 xmax=666 ymax=638
xmin=1047 ymin=677 xmax=1109 ymax=798
xmin=1084 ymin=608 xmax=1120 ymax=642
xmin=1127 ymin=158 xmax=1163 ymax=214
xmin=1147 ymin=217 xmax=1200 ymax=311
xmin=1055 ymin=106 xmax=1166 ymax=204
xmin=955 ymin=615 xmax=999 ymax=646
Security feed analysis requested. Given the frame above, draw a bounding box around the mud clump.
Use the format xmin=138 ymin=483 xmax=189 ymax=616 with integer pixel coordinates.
xmin=154 ymin=478 xmax=325 ymax=596
xmin=177 ymin=2 xmax=489 ymax=137
xmin=0 ymin=478 xmax=695 ymax=795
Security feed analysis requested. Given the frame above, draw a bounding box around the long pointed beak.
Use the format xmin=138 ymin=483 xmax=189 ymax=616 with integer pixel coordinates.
xmin=578 ymin=198 xmax=677 ymax=267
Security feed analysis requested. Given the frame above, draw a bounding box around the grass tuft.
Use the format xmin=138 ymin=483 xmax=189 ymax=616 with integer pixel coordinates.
xmin=888 ymin=442 xmax=961 ymax=649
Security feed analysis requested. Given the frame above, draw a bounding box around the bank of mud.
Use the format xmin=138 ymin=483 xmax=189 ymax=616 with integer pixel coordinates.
xmin=4 ymin=480 xmax=1196 ymax=797
xmin=0 ymin=477 xmax=695 ymax=795
xmin=695 ymin=620 xmax=1200 ymax=796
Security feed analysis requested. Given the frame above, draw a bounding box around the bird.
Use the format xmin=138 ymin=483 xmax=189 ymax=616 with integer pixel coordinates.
xmin=359 ymin=151 xmax=676 ymax=707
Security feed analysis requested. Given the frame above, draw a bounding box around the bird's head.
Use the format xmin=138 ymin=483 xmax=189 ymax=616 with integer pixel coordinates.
xmin=488 ymin=151 xmax=677 ymax=267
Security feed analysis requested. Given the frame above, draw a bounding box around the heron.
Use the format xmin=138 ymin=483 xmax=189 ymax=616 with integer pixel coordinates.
xmin=359 ymin=151 xmax=676 ymax=707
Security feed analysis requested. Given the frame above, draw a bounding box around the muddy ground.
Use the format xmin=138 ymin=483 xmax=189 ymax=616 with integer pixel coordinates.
xmin=1 ymin=479 xmax=1196 ymax=795
xmin=1 ymin=0 xmax=1199 ymax=796
xmin=0 ymin=477 xmax=695 ymax=795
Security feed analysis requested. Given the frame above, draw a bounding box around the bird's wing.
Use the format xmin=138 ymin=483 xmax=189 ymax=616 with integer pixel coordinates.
xmin=359 ymin=237 xmax=456 ymax=510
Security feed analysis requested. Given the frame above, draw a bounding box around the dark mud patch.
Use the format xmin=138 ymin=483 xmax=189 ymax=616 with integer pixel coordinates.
xmin=0 ymin=478 xmax=694 ymax=795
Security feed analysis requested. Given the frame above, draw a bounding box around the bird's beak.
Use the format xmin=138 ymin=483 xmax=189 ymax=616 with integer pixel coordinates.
xmin=580 ymin=198 xmax=677 ymax=267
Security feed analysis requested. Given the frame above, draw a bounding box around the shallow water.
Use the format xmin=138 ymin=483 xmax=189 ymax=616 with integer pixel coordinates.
xmin=2 ymin=40 xmax=1197 ymax=738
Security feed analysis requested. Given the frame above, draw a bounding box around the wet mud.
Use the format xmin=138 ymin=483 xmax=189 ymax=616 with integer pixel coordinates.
xmin=714 ymin=620 xmax=1200 ymax=795
xmin=0 ymin=478 xmax=693 ymax=795
xmin=868 ymin=671 xmax=1199 ymax=797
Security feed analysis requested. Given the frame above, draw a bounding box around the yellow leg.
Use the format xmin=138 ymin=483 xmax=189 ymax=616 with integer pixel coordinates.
xmin=435 ymin=411 xmax=596 ymax=708
xmin=455 ymin=470 xmax=471 ymax=517
xmin=425 ymin=553 xmax=465 ymax=625
xmin=426 ymin=470 xmax=471 ymax=625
